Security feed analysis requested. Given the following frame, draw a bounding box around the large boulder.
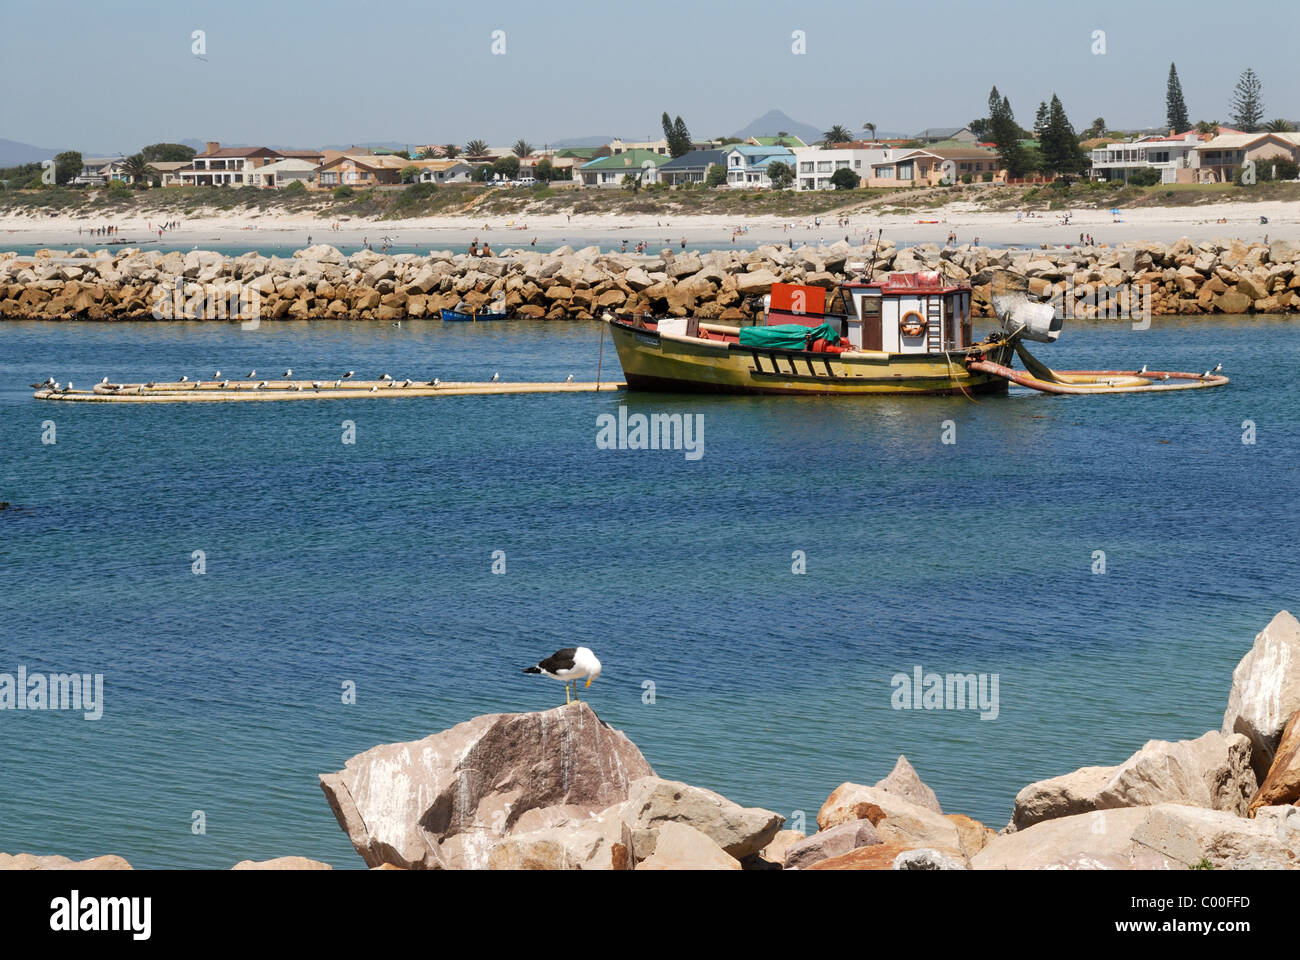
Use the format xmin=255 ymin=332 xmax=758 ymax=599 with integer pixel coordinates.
xmin=1250 ymin=709 xmax=1300 ymax=815
xmin=874 ymin=755 xmax=942 ymax=813
xmin=1223 ymin=611 xmax=1300 ymax=781
xmin=1010 ymin=731 xmax=1257 ymax=830
xmin=1130 ymin=804 xmax=1300 ymax=870
xmin=972 ymin=808 xmax=1178 ymax=870
xmin=784 ymin=819 xmax=881 ymax=870
xmin=817 ymin=783 xmax=962 ymax=854
xmin=623 ymin=777 xmax=783 ymax=861
xmin=319 ymin=701 xmax=654 ymax=869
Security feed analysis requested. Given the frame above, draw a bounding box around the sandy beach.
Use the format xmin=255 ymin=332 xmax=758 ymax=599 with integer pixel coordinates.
xmin=1 ymin=197 xmax=1293 ymax=255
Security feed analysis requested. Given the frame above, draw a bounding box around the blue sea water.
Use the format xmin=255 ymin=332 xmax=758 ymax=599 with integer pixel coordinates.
xmin=0 ymin=314 xmax=1296 ymax=868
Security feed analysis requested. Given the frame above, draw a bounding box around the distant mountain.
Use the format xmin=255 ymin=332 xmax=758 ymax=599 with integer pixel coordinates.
xmin=729 ymin=110 xmax=827 ymax=145
xmin=0 ymin=138 xmax=65 ymax=166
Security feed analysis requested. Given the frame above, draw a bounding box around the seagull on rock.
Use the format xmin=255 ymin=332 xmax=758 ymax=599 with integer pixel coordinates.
xmin=523 ymin=647 xmax=602 ymax=705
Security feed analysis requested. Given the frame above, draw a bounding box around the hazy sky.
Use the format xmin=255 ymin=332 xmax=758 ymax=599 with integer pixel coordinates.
xmin=2 ymin=0 xmax=1296 ymax=154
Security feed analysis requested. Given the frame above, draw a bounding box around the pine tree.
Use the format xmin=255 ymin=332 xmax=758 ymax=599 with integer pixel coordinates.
xmin=987 ymin=86 xmax=1028 ymax=179
xmin=672 ymin=117 xmax=692 ymax=157
xmin=1229 ymin=68 xmax=1264 ymax=132
xmin=1034 ymin=102 xmax=1049 ymax=137
xmin=1166 ymin=63 xmax=1189 ymax=133
xmin=1040 ymin=94 xmax=1085 ymax=175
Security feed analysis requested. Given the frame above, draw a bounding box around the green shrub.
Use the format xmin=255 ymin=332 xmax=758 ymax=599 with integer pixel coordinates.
xmin=1127 ymin=168 xmax=1161 ymax=187
xmin=333 ymin=185 xmax=355 ymax=200
xmin=283 ymin=180 xmax=307 ymax=194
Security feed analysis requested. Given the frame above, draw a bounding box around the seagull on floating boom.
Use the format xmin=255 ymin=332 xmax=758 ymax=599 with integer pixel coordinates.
xmin=491 ymin=372 xmax=500 ymax=382
xmin=523 ymin=647 xmax=602 ymax=705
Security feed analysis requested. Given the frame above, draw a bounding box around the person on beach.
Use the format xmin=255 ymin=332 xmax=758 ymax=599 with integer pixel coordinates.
xmin=531 ymin=237 xmax=537 ymax=247
xmin=469 ymin=238 xmax=479 ymax=256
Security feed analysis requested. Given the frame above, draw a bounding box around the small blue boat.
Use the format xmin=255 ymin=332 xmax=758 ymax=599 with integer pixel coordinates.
xmin=441 ymin=307 xmax=508 ymax=322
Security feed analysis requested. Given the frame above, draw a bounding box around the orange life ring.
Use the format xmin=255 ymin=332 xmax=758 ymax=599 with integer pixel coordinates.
xmin=900 ymin=310 xmax=926 ymax=338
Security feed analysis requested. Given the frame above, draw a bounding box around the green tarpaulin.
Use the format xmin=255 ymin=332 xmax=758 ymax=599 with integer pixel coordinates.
xmin=738 ymin=323 xmax=841 ymax=350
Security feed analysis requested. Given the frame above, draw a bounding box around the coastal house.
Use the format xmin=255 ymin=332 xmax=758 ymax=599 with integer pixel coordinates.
xmin=177 ymin=143 xmax=282 ymax=187
xmin=791 ymin=147 xmax=875 ymax=190
xmin=1089 ymin=134 xmax=1205 ymax=183
xmin=411 ymin=159 xmax=473 ymax=184
xmin=1193 ymin=132 xmax=1300 ymax=183
xmin=924 ymin=144 xmax=1006 ymax=183
xmin=317 ymin=153 xmax=408 ymax=188
xmin=723 ymin=145 xmax=795 ymax=188
xmin=248 ymin=158 xmax=320 ymax=188
xmin=72 ymin=157 xmax=129 ymax=186
xmin=658 ymin=149 xmax=726 ymax=186
xmin=578 ymin=150 xmax=668 ymax=187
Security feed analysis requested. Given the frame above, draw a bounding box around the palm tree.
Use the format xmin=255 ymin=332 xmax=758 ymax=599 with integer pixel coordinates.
xmin=443 ymin=144 xmax=460 ymax=159
xmin=823 ymin=125 xmax=852 ymax=145
xmin=512 ymin=139 xmax=534 ymax=158
xmin=1194 ymin=120 xmax=1220 ymax=135
xmin=862 ymin=122 xmax=877 ymax=142
xmin=1264 ymin=118 xmax=1295 ymax=133
xmin=419 ymin=146 xmax=438 ymax=159
xmin=464 ymin=139 xmax=489 ymax=158
xmin=121 ymin=153 xmax=157 ymax=187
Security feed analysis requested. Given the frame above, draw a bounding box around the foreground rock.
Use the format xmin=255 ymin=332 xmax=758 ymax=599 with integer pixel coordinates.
xmin=231 ymin=856 xmax=332 ymax=870
xmin=636 ymin=822 xmax=741 ymax=871
xmin=974 ymin=803 xmax=1300 ymax=870
xmin=1250 ymin=709 xmax=1300 ymax=815
xmin=622 ymin=776 xmax=784 ymax=861
xmin=0 ymin=853 xmax=132 ymax=870
xmin=1222 ymin=611 xmax=1300 ymax=781
xmin=874 ymin=755 xmax=942 ymax=814
xmin=818 ymin=783 xmax=964 ymax=858
xmin=1010 ymin=731 xmax=1257 ymax=830
xmin=319 ymin=701 xmax=654 ymax=869
xmin=784 ymin=819 xmax=882 ymax=870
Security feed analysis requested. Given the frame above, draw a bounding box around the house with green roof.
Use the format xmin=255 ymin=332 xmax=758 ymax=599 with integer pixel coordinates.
xmin=579 ymin=149 xmax=669 ymax=188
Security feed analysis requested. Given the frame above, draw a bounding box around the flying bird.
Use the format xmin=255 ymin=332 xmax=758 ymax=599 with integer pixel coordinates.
xmin=248 ymin=369 xmax=256 ymax=378
xmin=523 ymin=647 xmax=602 ymax=705
xmin=1138 ymin=365 xmax=1147 ymax=375
xmin=342 ymin=371 xmax=354 ymax=379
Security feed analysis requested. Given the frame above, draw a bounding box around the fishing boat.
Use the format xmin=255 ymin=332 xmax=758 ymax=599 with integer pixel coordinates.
xmin=441 ymin=300 xmax=508 ymax=322
xmin=606 ymin=269 xmax=1013 ymax=395
xmin=605 ymin=268 xmax=1229 ymax=396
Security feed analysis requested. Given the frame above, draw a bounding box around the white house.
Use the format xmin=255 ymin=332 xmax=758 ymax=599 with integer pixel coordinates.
xmin=724 ymin=145 xmax=795 ymax=188
xmin=1089 ymin=134 xmax=1204 ymax=184
xmin=790 ymin=147 xmax=879 ymax=190
xmin=412 ymin=160 xmax=473 ymax=184
xmin=248 ymin=158 xmax=320 ymax=188
xmin=73 ymin=157 xmax=129 ymax=186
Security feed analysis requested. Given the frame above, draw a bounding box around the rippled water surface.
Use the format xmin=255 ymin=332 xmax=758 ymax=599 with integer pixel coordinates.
xmin=0 ymin=313 xmax=1296 ymax=867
